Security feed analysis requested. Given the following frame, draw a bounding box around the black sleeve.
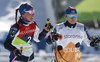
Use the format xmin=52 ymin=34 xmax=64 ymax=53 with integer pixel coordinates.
xmin=46 ymin=36 xmax=52 ymax=44
xmin=38 ymin=29 xmax=48 ymax=40
xmin=4 ymin=24 xmax=19 ymax=51
xmin=4 ymin=37 xmax=17 ymax=51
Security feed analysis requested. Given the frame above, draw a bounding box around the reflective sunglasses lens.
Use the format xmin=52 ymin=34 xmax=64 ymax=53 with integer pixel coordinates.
xmin=68 ymin=15 xmax=73 ymax=18
xmin=29 ymin=10 xmax=33 ymax=14
xmin=26 ymin=10 xmax=35 ymax=14
xmin=29 ymin=10 xmax=35 ymax=14
xmin=68 ymin=14 xmax=77 ymax=18
xmin=74 ymin=14 xmax=77 ymax=18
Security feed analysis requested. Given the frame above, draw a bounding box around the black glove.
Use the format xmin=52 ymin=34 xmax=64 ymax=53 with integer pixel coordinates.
xmin=90 ymin=36 xmax=100 ymax=47
xmin=75 ymin=42 xmax=80 ymax=48
xmin=93 ymin=36 xmax=100 ymax=44
xmin=52 ymin=33 xmax=60 ymax=41
xmin=13 ymin=49 xmax=22 ymax=56
xmin=57 ymin=45 xmax=63 ymax=51
xmin=45 ymin=23 xmax=53 ymax=31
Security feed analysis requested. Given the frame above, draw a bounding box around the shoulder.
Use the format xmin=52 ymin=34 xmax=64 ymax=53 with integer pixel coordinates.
xmin=76 ymin=22 xmax=85 ymax=28
xmin=33 ymin=21 xmax=37 ymax=25
xmin=7 ymin=23 xmax=19 ymax=37
xmin=54 ymin=22 xmax=65 ymax=32
xmin=55 ymin=22 xmax=65 ymax=29
xmin=10 ymin=23 xmax=19 ymax=32
xmin=76 ymin=22 xmax=87 ymax=30
xmin=76 ymin=22 xmax=86 ymax=31
xmin=11 ymin=23 xmax=19 ymax=28
xmin=76 ymin=22 xmax=84 ymax=27
xmin=34 ymin=21 xmax=39 ymax=27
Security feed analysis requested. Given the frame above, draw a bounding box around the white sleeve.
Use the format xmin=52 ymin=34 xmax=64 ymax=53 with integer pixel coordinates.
xmin=83 ymin=27 xmax=91 ymax=47
xmin=33 ymin=26 xmax=40 ymax=42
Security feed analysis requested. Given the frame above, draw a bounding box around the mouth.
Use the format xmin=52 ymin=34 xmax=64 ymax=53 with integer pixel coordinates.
xmin=31 ymin=17 xmax=33 ymax=19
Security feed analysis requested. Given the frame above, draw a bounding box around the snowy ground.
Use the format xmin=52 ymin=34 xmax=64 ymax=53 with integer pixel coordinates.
xmin=0 ymin=52 xmax=100 ymax=62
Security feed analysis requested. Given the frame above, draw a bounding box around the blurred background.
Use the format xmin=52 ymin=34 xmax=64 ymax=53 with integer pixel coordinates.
xmin=0 ymin=0 xmax=100 ymax=62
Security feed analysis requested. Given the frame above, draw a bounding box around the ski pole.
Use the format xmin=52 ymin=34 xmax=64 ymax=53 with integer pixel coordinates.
xmin=12 ymin=56 xmax=17 ymax=62
xmin=46 ymin=18 xmax=58 ymax=62
xmin=12 ymin=47 xmax=23 ymax=62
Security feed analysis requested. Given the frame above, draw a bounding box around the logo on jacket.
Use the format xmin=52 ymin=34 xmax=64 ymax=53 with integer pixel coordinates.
xmin=63 ymin=48 xmax=79 ymax=53
xmin=19 ymin=29 xmax=35 ymax=35
xmin=64 ymin=34 xmax=83 ymax=39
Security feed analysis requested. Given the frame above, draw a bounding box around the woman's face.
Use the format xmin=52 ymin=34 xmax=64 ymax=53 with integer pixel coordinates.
xmin=22 ymin=8 xmax=35 ymax=22
xmin=66 ymin=13 xmax=78 ymax=24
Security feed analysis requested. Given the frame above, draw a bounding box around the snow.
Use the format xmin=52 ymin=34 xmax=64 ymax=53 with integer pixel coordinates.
xmin=0 ymin=52 xmax=100 ymax=62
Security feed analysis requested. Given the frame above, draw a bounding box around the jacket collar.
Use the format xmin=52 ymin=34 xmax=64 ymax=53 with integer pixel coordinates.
xmin=18 ymin=17 xmax=33 ymax=24
xmin=64 ymin=21 xmax=76 ymax=28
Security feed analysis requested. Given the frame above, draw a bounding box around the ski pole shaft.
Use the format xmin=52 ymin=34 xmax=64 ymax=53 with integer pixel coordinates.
xmin=12 ymin=56 xmax=17 ymax=62
xmin=46 ymin=18 xmax=58 ymax=62
xmin=12 ymin=47 xmax=23 ymax=62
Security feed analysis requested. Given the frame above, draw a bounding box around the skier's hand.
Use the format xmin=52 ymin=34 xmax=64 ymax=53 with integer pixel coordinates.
xmin=13 ymin=49 xmax=22 ymax=56
xmin=52 ymin=33 xmax=60 ymax=41
xmin=75 ymin=42 xmax=80 ymax=48
xmin=45 ymin=23 xmax=53 ymax=31
xmin=93 ymin=35 xmax=100 ymax=44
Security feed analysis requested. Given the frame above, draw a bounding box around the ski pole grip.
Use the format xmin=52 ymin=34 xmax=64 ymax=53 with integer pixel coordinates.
xmin=12 ymin=47 xmax=23 ymax=62
xmin=20 ymin=47 xmax=23 ymax=53
xmin=47 ymin=18 xmax=50 ymax=24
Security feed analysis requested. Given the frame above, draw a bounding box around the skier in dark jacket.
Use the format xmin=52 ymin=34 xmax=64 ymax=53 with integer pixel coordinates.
xmin=4 ymin=3 xmax=53 ymax=62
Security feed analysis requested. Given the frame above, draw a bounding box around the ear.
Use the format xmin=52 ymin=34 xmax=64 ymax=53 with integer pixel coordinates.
xmin=21 ymin=14 xmax=25 ymax=18
xmin=66 ymin=16 xmax=68 ymax=18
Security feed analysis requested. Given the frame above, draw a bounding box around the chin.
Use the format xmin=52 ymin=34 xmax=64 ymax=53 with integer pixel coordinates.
xmin=29 ymin=19 xmax=33 ymax=22
xmin=71 ymin=21 xmax=76 ymax=24
xmin=70 ymin=22 xmax=75 ymax=24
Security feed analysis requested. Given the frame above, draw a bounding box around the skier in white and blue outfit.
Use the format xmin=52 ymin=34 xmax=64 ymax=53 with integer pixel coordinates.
xmin=46 ymin=6 xmax=100 ymax=62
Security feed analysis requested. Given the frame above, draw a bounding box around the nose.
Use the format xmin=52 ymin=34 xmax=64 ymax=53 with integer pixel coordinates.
xmin=32 ymin=13 xmax=35 ymax=16
xmin=71 ymin=16 xmax=74 ymax=19
xmin=72 ymin=16 xmax=76 ymax=18
xmin=72 ymin=16 xmax=74 ymax=18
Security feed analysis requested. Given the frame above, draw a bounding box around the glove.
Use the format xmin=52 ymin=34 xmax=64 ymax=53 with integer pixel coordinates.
xmin=52 ymin=33 xmax=60 ymax=41
xmin=93 ymin=36 xmax=100 ymax=44
xmin=57 ymin=45 xmax=63 ymax=51
xmin=13 ymin=49 xmax=22 ymax=56
xmin=45 ymin=23 xmax=53 ymax=31
xmin=75 ymin=42 xmax=80 ymax=48
xmin=90 ymin=35 xmax=100 ymax=47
